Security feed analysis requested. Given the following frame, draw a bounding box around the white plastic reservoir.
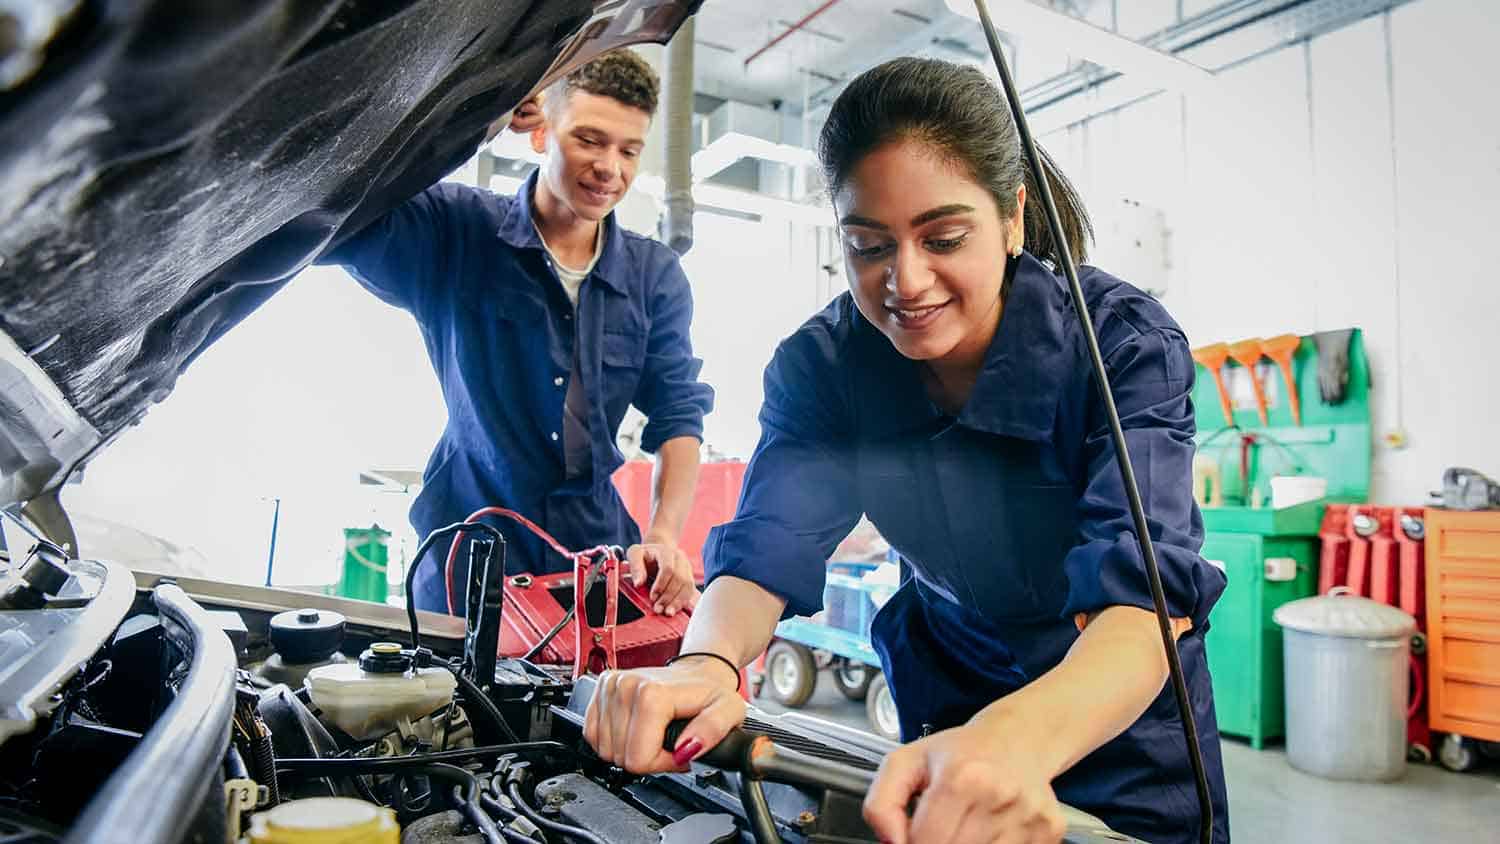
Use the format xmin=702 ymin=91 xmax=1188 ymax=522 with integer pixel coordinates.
xmin=306 ymin=643 xmax=456 ymax=739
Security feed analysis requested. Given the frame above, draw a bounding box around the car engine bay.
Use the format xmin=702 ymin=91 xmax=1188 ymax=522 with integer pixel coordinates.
xmin=0 ymin=538 xmax=1137 ymax=844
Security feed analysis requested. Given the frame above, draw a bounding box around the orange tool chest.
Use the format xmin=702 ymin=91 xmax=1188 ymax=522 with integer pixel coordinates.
xmin=1424 ymin=509 xmax=1500 ymax=742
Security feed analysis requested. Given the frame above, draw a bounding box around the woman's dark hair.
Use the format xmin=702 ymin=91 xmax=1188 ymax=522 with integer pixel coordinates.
xmin=818 ymin=57 xmax=1092 ymax=265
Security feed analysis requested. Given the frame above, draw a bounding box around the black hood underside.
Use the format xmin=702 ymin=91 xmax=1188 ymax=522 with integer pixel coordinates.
xmin=0 ymin=0 xmax=698 ymax=508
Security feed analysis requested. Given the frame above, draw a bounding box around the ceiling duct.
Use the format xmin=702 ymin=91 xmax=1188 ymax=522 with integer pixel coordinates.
xmin=693 ymin=100 xmax=816 ymax=184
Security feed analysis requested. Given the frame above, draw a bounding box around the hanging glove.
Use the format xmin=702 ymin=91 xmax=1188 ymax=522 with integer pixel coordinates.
xmin=1313 ymin=329 xmax=1355 ymax=405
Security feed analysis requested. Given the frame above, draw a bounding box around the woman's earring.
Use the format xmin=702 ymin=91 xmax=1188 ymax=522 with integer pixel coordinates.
xmin=1010 ymin=243 xmax=1023 ymax=258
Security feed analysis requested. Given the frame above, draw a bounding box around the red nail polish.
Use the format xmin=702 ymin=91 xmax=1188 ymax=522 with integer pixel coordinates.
xmin=672 ymin=738 xmax=703 ymax=767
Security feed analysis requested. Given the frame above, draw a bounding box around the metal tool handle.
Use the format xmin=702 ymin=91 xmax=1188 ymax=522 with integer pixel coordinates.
xmin=663 ymin=721 xmax=875 ymax=796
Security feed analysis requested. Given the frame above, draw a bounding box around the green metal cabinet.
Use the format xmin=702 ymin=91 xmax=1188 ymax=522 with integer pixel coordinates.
xmin=1202 ymin=531 xmax=1318 ymax=749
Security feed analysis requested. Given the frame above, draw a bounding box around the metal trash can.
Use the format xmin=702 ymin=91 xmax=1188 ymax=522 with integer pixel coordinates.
xmin=1274 ymin=589 xmax=1416 ymax=781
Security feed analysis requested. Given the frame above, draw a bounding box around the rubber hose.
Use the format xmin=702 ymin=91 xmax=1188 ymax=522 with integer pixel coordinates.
xmin=455 ymin=671 xmax=522 ymax=745
xmin=251 ymin=735 xmax=281 ymax=806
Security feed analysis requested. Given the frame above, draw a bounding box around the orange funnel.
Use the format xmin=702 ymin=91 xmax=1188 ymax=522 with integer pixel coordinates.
xmin=1262 ymin=334 xmax=1303 ymax=426
xmin=1228 ymin=339 xmax=1269 ymax=426
xmin=1191 ymin=343 xmax=1235 ymax=427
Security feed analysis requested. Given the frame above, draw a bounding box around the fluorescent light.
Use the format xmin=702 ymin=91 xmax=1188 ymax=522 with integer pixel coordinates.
xmin=694 ymin=184 xmax=834 ymax=228
xmin=635 ymin=173 xmax=834 ymax=228
xmin=944 ymin=0 xmax=1215 ymax=95
xmin=692 ymin=132 xmax=818 ymax=183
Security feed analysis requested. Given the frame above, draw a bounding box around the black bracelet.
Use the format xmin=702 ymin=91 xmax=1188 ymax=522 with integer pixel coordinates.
xmin=666 ymin=651 xmax=742 ymax=692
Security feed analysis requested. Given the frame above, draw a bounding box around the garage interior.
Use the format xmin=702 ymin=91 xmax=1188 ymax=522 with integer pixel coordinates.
xmin=4 ymin=0 xmax=1498 ymax=842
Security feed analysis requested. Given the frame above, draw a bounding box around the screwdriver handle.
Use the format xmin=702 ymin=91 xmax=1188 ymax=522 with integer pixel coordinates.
xmin=663 ymin=720 xmax=759 ymax=770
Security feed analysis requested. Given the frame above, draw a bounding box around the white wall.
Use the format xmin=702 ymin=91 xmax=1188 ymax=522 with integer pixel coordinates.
xmin=1039 ymin=0 xmax=1498 ymax=503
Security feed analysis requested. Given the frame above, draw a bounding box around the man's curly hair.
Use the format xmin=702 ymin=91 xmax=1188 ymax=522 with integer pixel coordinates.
xmin=546 ymin=50 xmax=659 ymax=117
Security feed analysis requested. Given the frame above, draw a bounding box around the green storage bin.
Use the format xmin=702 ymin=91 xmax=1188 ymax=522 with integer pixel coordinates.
xmin=340 ymin=525 xmax=391 ymax=604
xmin=1202 ymin=531 xmax=1318 ymax=749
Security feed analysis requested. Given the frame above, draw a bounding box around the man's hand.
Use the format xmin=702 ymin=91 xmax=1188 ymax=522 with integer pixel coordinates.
xmin=507 ymin=94 xmax=546 ymax=134
xmin=863 ymin=716 xmax=1066 ymax=844
xmin=624 ymin=538 xmax=699 ymax=616
xmin=482 ymin=94 xmax=547 ymax=145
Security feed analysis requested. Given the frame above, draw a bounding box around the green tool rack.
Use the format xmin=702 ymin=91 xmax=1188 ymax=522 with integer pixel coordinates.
xmin=1192 ymin=330 xmax=1372 ymax=748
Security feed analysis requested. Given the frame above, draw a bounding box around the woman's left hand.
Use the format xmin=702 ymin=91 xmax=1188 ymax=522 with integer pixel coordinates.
xmin=863 ymin=718 xmax=1066 ymax=844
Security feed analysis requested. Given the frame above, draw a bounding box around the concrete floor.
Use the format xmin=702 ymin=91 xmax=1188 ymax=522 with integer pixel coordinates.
xmin=757 ymin=681 xmax=1500 ymax=843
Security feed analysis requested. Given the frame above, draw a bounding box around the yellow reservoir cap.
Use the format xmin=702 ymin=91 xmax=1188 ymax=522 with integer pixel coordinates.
xmin=247 ymin=797 xmax=398 ymax=844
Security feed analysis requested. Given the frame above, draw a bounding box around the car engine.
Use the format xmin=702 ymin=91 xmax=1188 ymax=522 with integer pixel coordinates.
xmin=0 ymin=538 xmax=1136 ymax=844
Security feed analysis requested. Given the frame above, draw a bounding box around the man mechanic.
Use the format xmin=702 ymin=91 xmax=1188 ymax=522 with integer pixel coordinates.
xmin=324 ymin=50 xmax=713 ymax=616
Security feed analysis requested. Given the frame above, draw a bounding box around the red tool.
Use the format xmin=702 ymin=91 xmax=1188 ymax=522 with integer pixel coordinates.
xmin=1191 ymin=343 xmax=1236 ymax=427
xmin=1228 ymin=338 xmax=1270 ymax=426
xmin=1262 ymin=334 xmax=1303 ymax=426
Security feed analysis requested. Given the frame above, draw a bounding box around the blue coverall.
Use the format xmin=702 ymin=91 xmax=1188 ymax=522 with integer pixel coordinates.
xmin=705 ymin=252 xmax=1231 ymax=843
xmin=326 ymin=172 xmax=714 ymax=612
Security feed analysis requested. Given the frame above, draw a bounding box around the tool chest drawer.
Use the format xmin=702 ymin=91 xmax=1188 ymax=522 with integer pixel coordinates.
xmin=1425 ymin=510 xmax=1500 ymax=741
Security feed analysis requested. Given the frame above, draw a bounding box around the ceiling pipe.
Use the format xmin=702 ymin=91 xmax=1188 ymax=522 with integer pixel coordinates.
xmin=743 ymin=0 xmax=844 ymax=69
xmin=660 ymin=17 xmax=696 ymax=255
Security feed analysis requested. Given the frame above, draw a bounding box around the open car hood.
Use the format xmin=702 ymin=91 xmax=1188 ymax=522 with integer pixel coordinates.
xmin=0 ymin=0 xmax=701 ymax=523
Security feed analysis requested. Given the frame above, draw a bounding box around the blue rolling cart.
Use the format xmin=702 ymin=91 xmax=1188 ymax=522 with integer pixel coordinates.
xmin=756 ymin=561 xmax=902 ymax=741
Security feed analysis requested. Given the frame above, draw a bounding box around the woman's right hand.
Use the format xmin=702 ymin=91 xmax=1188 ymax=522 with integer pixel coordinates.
xmin=583 ymin=657 xmax=746 ymax=774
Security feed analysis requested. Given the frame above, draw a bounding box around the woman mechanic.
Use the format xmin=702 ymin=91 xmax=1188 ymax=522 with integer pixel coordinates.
xmin=584 ymin=58 xmax=1230 ymax=844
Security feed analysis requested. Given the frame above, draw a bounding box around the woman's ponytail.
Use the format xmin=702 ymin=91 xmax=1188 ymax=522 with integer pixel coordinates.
xmin=1021 ymin=144 xmax=1093 ymax=267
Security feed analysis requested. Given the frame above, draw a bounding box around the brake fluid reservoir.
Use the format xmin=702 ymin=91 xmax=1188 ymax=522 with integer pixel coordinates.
xmin=306 ymin=643 xmax=457 ymax=740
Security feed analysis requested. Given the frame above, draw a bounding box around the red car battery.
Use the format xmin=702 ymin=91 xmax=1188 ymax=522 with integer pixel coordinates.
xmin=498 ymin=556 xmax=689 ymax=678
xmin=443 ymin=508 xmax=752 ymax=696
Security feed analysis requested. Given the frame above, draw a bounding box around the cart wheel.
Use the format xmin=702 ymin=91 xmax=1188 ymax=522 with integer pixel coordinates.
xmin=832 ymin=658 xmax=874 ymax=701
xmin=1408 ymin=743 xmax=1432 ymax=764
xmin=765 ymin=641 xmax=817 ymax=707
xmin=1439 ymin=734 xmax=1479 ymax=773
xmin=866 ymin=674 xmax=901 ymax=742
